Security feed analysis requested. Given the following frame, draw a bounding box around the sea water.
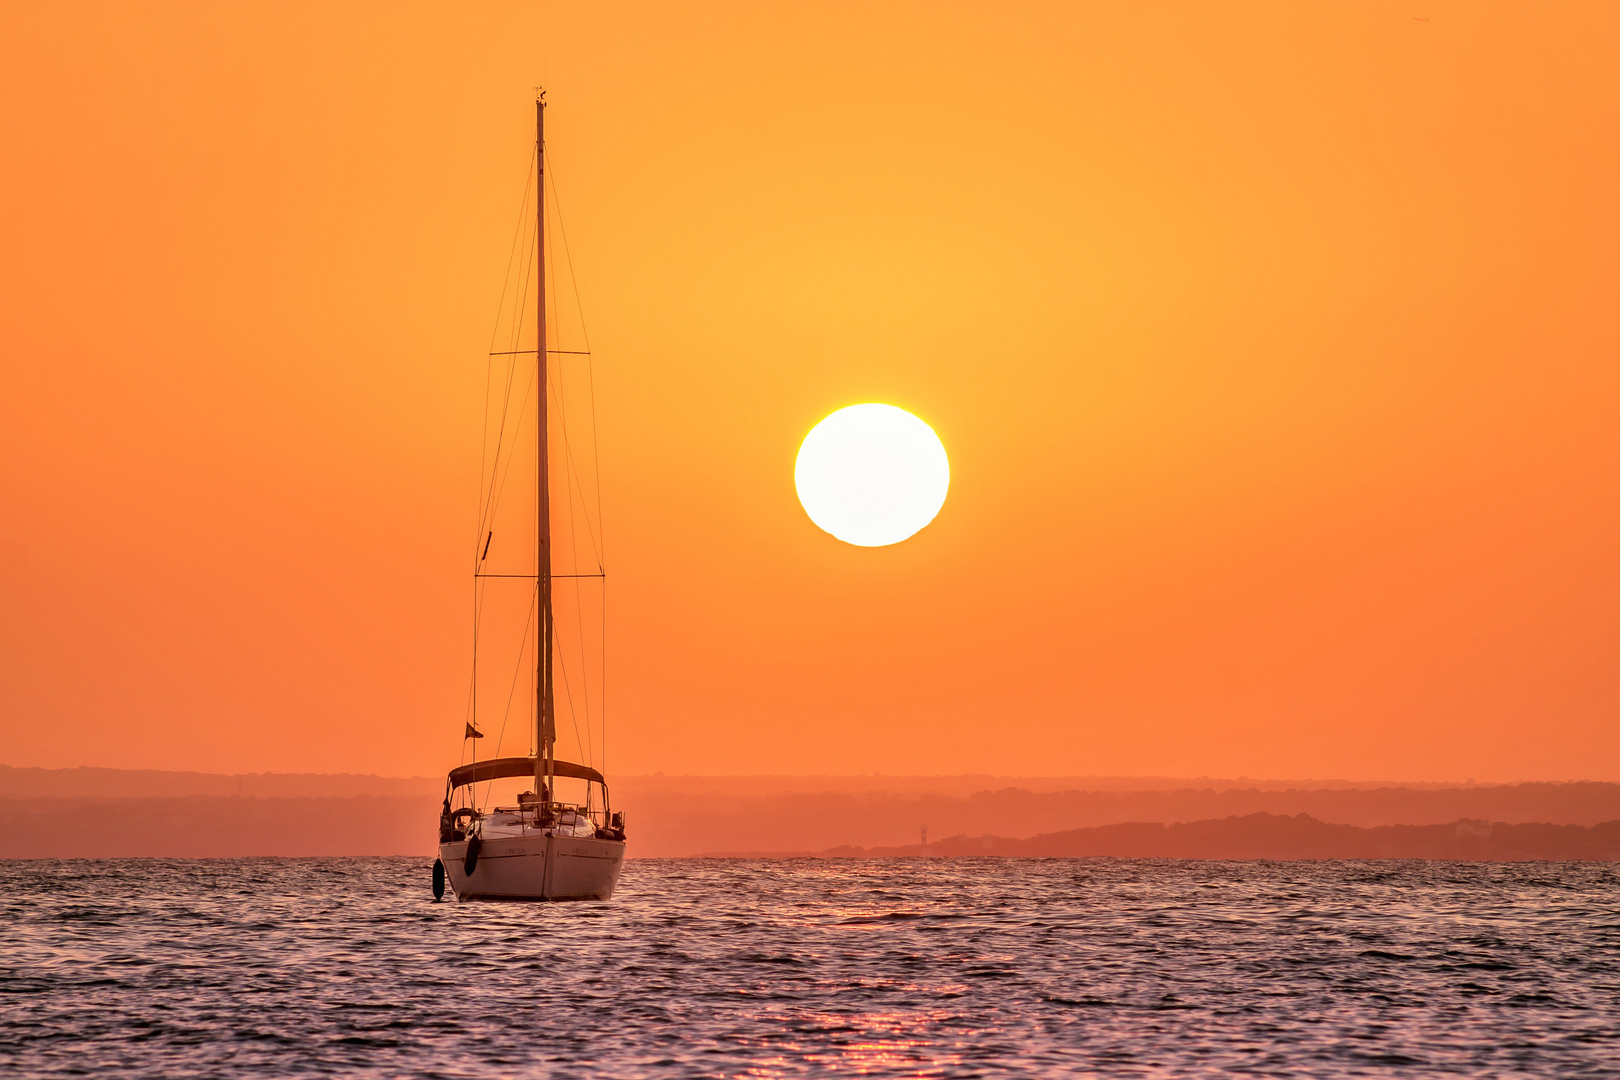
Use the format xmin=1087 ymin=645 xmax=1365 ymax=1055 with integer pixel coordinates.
xmin=3 ymin=858 xmax=1617 ymax=1077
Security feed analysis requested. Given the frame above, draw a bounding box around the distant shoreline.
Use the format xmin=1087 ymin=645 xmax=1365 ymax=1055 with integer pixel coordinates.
xmin=703 ymin=813 xmax=1620 ymax=862
xmin=5 ymin=766 xmax=1620 ymax=860
xmin=4 ymin=808 xmax=1617 ymax=862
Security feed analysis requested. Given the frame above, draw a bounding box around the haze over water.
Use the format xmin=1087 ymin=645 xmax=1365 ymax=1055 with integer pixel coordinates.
xmin=6 ymin=858 xmax=1618 ymax=1077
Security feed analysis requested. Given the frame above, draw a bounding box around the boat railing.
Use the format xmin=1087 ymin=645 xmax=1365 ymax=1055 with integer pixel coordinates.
xmin=471 ymin=801 xmax=614 ymax=832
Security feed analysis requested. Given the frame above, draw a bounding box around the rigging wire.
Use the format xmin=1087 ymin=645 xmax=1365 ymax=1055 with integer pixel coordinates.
xmin=545 ymin=172 xmax=595 ymax=769
xmin=543 ymin=176 xmax=605 ymax=566
xmin=482 ymin=365 xmax=537 ymax=567
xmin=469 ymin=181 xmax=540 ymax=752
xmin=469 ymin=358 xmax=532 ymax=751
xmin=475 ymin=226 xmax=538 ymax=550
xmin=547 ymin=153 xmax=610 ymax=775
xmin=479 ymin=144 xmax=538 ymax=554
xmin=459 ymin=133 xmax=611 ymax=803
xmin=463 ymin=143 xmax=538 ymax=770
xmin=480 ymin=586 xmax=537 ymax=811
xmin=472 ymin=130 xmax=546 ymax=790
xmin=552 ymin=612 xmax=589 ymax=771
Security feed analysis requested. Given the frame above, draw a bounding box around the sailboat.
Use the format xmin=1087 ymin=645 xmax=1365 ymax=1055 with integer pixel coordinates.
xmin=432 ymin=95 xmax=627 ymax=901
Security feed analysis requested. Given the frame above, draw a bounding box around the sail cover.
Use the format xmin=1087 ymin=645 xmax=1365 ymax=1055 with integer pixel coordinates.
xmin=447 ymin=756 xmax=605 ymax=789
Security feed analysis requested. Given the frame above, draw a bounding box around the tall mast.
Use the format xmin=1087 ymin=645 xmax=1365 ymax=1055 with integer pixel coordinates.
xmin=535 ymin=94 xmax=555 ymax=798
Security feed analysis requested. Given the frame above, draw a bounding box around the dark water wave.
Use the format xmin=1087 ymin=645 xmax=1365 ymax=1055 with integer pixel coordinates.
xmin=3 ymin=858 xmax=1618 ymax=1077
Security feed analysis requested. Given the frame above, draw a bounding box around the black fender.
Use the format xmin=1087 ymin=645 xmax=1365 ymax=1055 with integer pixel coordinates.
xmin=463 ymin=834 xmax=482 ymax=876
xmin=431 ymin=859 xmax=445 ymax=901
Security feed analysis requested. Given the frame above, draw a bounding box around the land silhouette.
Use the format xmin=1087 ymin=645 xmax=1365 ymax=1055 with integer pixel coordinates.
xmin=4 ymin=766 xmax=1619 ymax=860
xmin=764 ymin=815 xmax=1620 ymax=861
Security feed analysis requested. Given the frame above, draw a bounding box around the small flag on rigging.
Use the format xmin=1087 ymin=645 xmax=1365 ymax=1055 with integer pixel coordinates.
xmin=464 ymin=723 xmax=484 ymax=740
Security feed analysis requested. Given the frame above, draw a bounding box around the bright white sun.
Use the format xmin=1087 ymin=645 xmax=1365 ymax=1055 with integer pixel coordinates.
xmin=795 ymin=403 xmax=950 ymax=547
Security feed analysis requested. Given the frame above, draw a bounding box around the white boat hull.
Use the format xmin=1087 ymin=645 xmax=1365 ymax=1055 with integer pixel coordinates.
xmin=439 ymin=833 xmax=625 ymax=901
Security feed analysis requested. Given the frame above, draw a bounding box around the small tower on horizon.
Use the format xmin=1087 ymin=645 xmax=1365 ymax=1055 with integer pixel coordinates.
xmin=920 ymin=825 xmax=928 ymax=857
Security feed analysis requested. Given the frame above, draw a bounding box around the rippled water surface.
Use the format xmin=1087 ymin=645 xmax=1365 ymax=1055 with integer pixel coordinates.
xmin=4 ymin=858 xmax=1619 ymax=1077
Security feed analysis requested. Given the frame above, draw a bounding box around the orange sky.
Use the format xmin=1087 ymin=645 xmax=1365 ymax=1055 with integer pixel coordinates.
xmin=2 ymin=2 xmax=1618 ymax=782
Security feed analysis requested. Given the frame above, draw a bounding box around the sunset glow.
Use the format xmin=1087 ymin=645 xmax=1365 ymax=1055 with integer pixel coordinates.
xmin=2 ymin=3 xmax=1619 ymax=783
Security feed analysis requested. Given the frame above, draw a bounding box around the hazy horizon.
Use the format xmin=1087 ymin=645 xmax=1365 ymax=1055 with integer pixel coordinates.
xmin=8 ymin=763 xmax=1620 ymax=860
xmin=3 ymin=762 xmax=1600 ymax=790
